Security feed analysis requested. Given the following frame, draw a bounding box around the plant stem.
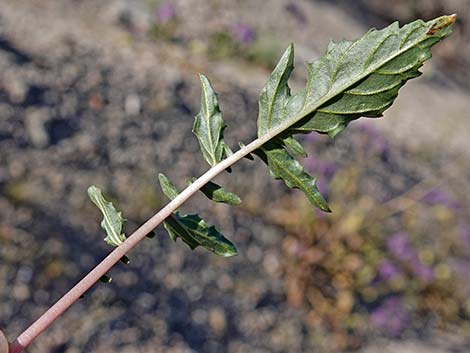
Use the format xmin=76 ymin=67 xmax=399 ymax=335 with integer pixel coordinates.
xmin=9 ymin=122 xmax=289 ymax=352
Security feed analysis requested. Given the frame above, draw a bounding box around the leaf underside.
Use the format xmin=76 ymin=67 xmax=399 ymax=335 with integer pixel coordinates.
xmin=88 ymin=185 xmax=126 ymax=247
xmin=253 ymin=142 xmax=330 ymax=212
xmin=193 ymin=74 xmax=233 ymax=167
xmin=158 ymin=173 xmax=179 ymax=201
xmin=158 ymin=173 xmax=238 ymax=256
xmin=255 ymin=15 xmax=455 ymax=211
xmin=88 ymin=185 xmax=128 ymax=282
xmin=164 ymin=212 xmax=237 ymax=257
xmin=188 ymin=178 xmax=241 ymax=205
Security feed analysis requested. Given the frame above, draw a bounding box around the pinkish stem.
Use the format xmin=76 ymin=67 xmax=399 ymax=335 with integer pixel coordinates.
xmin=8 ymin=132 xmax=271 ymax=352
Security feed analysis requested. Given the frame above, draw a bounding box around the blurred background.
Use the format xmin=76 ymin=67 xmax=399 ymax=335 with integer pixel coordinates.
xmin=0 ymin=1 xmax=469 ymax=352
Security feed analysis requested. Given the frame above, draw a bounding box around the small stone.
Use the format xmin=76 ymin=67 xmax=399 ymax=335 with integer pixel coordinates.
xmin=208 ymin=307 xmax=226 ymax=336
xmin=25 ymin=108 xmax=51 ymax=148
xmin=13 ymin=283 xmax=30 ymax=301
xmin=263 ymin=252 xmax=280 ymax=276
xmin=216 ymin=274 xmax=233 ymax=291
xmin=16 ymin=265 xmax=33 ymax=283
xmin=247 ymin=245 xmax=262 ymax=263
xmin=5 ymin=76 xmax=27 ymax=103
xmin=191 ymin=309 xmax=207 ymax=325
xmin=125 ymin=93 xmax=141 ymax=116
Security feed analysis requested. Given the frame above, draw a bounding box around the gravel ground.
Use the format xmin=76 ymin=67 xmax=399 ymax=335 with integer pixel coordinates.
xmin=0 ymin=1 xmax=469 ymax=352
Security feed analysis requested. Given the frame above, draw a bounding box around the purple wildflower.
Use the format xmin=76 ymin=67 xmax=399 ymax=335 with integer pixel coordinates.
xmin=421 ymin=187 xmax=459 ymax=209
xmin=304 ymin=156 xmax=337 ymax=179
xmin=378 ymin=260 xmax=400 ymax=281
xmin=459 ymin=223 xmax=470 ymax=250
xmin=155 ymin=3 xmax=175 ymax=23
xmin=314 ymin=178 xmax=329 ymax=200
xmin=303 ymin=156 xmax=318 ymax=173
xmin=305 ymin=132 xmax=319 ymax=143
xmin=387 ymin=233 xmax=416 ymax=262
xmin=302 ymin=158 xmax=332 ymax=200
xmin=387 ymin=233 xmax=435 ymax=282
xmin=410 ymin=259 xmax=434 ymax=282
xmin=231 ymin=23 xmax=256 ymax=44
xmin=370 ymin=296 xmax=409 ymax=336
xmin=319 ymin=161 xmax=337 ymax=179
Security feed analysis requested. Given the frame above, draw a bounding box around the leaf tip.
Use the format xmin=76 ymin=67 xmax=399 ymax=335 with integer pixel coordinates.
xmin=222 ymin=247 xmax=238 ymax=257
xmin=158 ymin=173 xmax=179 ymax=200
xmin=198 ymin=73 xmax=208 ymax=83
xmin=99 ymin=275 xmax=113 ymax=283
xmin=426 ymin=14 xmax=457 ymax=36
xmin=232 ymin=196 xmax=242 ymax=206
xmin=87 ymin=185 xmax=98 ymax=196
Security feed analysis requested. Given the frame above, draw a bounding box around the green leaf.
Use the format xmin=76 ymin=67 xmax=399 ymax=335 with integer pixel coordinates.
xmin=224 ymin=143 xmax=233 ymax=157
xmin=157 ymin=174 xmax=238 ymax=255
xmin=193 ymin=74 xmax=231 ymax=166
xmin=254 ymin=142 xmax=330 ymax=212
xmin=88 ymin=185 xmax=126 ymax=247
xmin=279 ymin=15 xmax=455 ymax=138
xmin=282 ymin=136 xmax=307 ymax=158
xmin=256 ymin=44 xmax=326 ymax=208
xmin=288 ymin=111 xmax=353 ymax=138
xmin=257 ymin=43 xmax=294 ymax=137
xmin=164 ymin=212 xmax=237 ymax=257
xmin=188 ymin=178 xmax=241 ymax=205
xmin=158 ymin=173 xmax=179 ymax=200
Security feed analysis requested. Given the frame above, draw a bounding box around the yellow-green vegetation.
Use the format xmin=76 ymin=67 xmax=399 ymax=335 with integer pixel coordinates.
xmin=279 ymin=128 xmax=469 ymax=350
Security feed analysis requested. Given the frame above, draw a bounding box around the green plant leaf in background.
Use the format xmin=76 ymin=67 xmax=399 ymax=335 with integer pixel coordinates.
xmin=158 ymin=173 xmax=238 ymax=256
xmin=88 ymin=185 xmax=126 ymax=247
xmin=164 ymin=212 xmax=237 ymax=257
xmin=188 ymin=178 xmax=241 ymax=205
xmin=193 ymin=74 xmax=233 ymax=167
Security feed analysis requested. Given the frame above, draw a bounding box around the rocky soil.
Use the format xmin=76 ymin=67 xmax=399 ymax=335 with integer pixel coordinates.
xmin=0 ymin=1 xmax=468 ymax=352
